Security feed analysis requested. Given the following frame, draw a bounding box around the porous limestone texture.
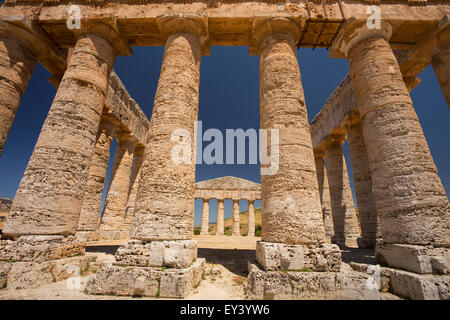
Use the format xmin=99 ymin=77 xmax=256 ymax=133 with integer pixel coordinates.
xmin=376 ymin=243 xmax=450 ymax=275
xmin=3 ymin=33 xmax=116 ymax=237
xmin=200 ymin=199 xmax=209 ymax=235
xmin=246 ymin=263 xmax=380 ymax=300
xmin=123 ymin=146 xmax=145 ymax=236
xmin=248 ymin=200 xmax=255 ymax=237
xmin=256 ymin=241 xmax=341 ymax=272
xmin=347 ymin=30 xmax=450 ymax=247
xmin=77 ymin=115 xmax=116 ymax=240
xmin=0 ymin=33 xmax=36 ymax=158
xmin=324 ymin=137 xmax=361 ymax=248
xmin=232 ymin=200 xmax=240 ymax=236
xmin=256 ymin=19 xmax=326 ymax=245
xmin=85 ymin=258 xmax=205 ymax=298
xmin=432 ymin=41 xmax=450 ymax=108
xmin=130 ymin=19 xmax=204 ymax=241
xmin=347 ymin=118 xmax=379 ymax=248
xmin=314 ymin=151 xmax=334 ymax=241
xmin=3 ymin=255 xmax=96 ymax=290
xmin=216 ymin=200 xmax=224 ymax=236
xmin=0 ymin=235 xmax=84 ymax=262
xmin=114 ymin=239 xmax=197 ymax=269
xmin=99 ymin=134 xmax=135 ymax=240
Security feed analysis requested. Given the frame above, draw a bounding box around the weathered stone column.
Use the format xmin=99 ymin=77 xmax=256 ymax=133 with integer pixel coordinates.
xmin=3 ymin=23 xmax=129 ymax=239
xmin=331 ymin=21 xmax=450 ymax=278
xmin=232 ymin=199 xmax=240 ymax=236
xmin=99 ymin=132 xmax=136 ymax=240
xmin=314 ymin=149 xmax=334 ymax=242
xmin=432 ymin=41 xmax=450 ymax=109
xmin=0 ymin=23 xmax=37 ymax=158
xmin=253 ymin=18 xmax=327 ymax=247
xmin=216 ymin=199 xmax=225 ymax=236
xmin=200 ymin=198 xmax=210 ymax=235
xmin=325 ymin=135 xmax=361 ymax=248
xmin=123 ymin=145 xmax=145 ymax=237
xmin=129 ymin=18 xmax=207 ymax=242
xmin=248 ymin=200 xmax=255 ymax=237
xmin=76 ymin=114 xmax=116 ymax=241
xmin=346 ymin=115 xmax=379 ymax=248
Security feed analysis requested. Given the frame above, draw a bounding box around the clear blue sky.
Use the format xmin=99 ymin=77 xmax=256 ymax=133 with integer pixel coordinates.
xmin=0 ymin=46 xmax=448 ymax=227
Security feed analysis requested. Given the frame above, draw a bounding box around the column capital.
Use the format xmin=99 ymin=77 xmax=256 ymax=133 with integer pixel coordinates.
xmin=343 ymin=111 xmax=363 ymax=129
xmin=134 ymin=145 xmax=146 ymax=156
xmin=156 ymin=15 xmax=209 ymax=55
xmin=74 ymin=20 xmax=132 ymax=57
xmin=116 ymin=130 xmax=138 ymax=144
xmin=330 ymin=17 xmax=392 ymax=58
xmin=313 ymin=148 xmax=326 ymax=160
xmin=324 ymin=134 xmax=346 ymax=149
xmin=249 ymin=17 xmax=302 ymax=56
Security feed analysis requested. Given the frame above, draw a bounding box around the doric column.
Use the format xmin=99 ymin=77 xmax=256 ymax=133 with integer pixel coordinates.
xmin=232 ymin=199 xmax=240 ymax=236
xmin=325 ymin=135 xmax=361 ymax=248
xmin=76 ymin=114 xmax=116 ymax=241
xmin=331 ymin=20 xmax=449 ymax=274
xmin=252 ymin=18 xmax=326 ymax=245
xmin=122 ymin=145 xmax=145 ymax=237
xmin=99 ymin=132 xmax=136 ymax=240
xmin=216 ymin=199 xmax=224 ymax=236
xmin=200 ymin=198 xmax=209 ymax=235
xmin=346 ymin=114 xmax=379 ymax=248
xmin=432 ymin=41 xmax=450 ymax=109
xmin=314 ymin=149 xmax=334 ymax=242
xmin=247 ymin=200 xmax=255 ymax=237
xmin=130 ymin=18 xmax=207 ymax=241
xmin=0 ymin=22 xmax=37 ymax=157
xmin=3 ymin=23 xmax=130 ymax=237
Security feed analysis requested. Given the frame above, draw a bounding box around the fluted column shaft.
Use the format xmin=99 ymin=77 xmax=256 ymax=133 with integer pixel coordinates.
xmin=325 ymin=138 xmax=360 ymax=248
xmin=248 ymin=200 xmax=255 ymax=237
xmin=0 ymin=34 xmax=36 ymax=157
xmin=347 ymin=32 xmax=449 ymax=247
xmin=200 ymin=199 xmax=209 ymax=235
xmin=258 ymin=21 xmax=326 ymax=245
xmin=99 ymin=134 xmax=135 ymax=239
xmin=314 ymin=151 xmax=334 ymax=241
xmin=232 ymin=199 xmax=240 ymax=236
xmin=3 ymin=33 xmax=116 ymax=237
xmin=432 ymin=41 xmax=450 ymax=109
xmin=216 ymin=199 xmax=224 ymax=236
xmin=130 ymin=21 xmax=203 ymax=241
xmin=77 ymin=115 xmax=116 ymax=234
xmin=123 ymin=145 xmax=145 ymax=236
xmin=347 ymin=119 xmax=379 ymax=248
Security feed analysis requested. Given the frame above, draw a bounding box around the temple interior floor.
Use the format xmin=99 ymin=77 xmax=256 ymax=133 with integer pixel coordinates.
xmin=0 ymin=236 xmax=402 ymax=300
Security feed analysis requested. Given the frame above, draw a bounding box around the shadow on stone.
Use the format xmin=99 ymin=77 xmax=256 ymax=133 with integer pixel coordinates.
xmin=198 ymin=248 xmax=255 ymax=277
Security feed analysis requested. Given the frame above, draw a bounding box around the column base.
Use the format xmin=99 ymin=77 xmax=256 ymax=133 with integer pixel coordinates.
xmin=246 ymin=263 xmax=380 ymax=300
xmin=75 ymin=231 xmax=100 ymax=242
xmin=331 ymin=235 xmax=362 ymax=248
xmin=376 ymin=243 xmax=450 ymax=275
xmin=0 ymin=235 xmax=84 ymax=263
xmin=256 ymin=241 xmax=342 ymax=272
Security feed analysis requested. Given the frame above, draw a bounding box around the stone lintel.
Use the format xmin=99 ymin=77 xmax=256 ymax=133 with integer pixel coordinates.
xmin=114 ymin=240 xmax=198 ymax=269
xmin=85 ymin=258 xmax=205 ymax=298
xmin=256 ymin=241 xmax=341 ymax=272
xmin=376 ymin=243 xmax=450 ymax=275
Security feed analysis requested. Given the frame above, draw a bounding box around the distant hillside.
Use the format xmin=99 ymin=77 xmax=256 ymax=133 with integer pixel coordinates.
xmin=202 ymin=208 xmax=262 ymax=236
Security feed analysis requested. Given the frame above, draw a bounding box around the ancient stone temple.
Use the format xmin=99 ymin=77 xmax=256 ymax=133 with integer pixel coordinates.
xmin=0 ymin=1 xmax=449 ymax=300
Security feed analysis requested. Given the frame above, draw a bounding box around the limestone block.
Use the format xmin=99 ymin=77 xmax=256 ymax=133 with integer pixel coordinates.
xmin=246 ymin=263 xmax=380 ymax=300
xmin=75 ymin=230 xmax=100 ymax=242
xmin=376 ymin=243 xmax=450 ymax=275
xmin=256 ymin=241 xmax=341 ymax=272
xmin=0 ymin=262 xmax=12 ymax=289
xmin=162 ymin=240 xmax=197 ymax=269
xmin=0 ymin=235 xmax=84 ymax=263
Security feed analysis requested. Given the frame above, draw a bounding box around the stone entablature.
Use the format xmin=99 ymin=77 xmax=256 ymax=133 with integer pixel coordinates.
xmin=195 ymin=176 xmax=261 ymax=201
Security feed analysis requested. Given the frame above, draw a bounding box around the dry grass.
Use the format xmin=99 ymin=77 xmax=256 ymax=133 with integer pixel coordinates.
xmin=207 ymin=208 xmax=262 ymax=236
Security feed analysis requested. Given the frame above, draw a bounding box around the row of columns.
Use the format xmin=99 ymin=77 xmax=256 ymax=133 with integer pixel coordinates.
xmin=199 ymin=198 xmax=257 ymax=236
xmin=0 ymin=18 xmax=448 ymax=279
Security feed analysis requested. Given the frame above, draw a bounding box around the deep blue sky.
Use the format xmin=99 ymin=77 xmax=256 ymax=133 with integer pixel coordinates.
xmin=0 ymin=46 xmax=448 ymax=227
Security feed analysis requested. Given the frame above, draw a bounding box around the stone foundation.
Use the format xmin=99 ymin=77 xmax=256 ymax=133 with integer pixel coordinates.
xmin=0 ymin=235 xmax=84 ymax=263
xmin=246 ymin=263 xmax=380 ymax=300
xmin=85 ymin=258 xmax=205 ymax=298
xmin=75 ymin=231 xmax=100 ymax=242
xmin=256 ymin=241 xmax=341 ymax=272
xmin=376 ymin=243 xmax=450 ymax=275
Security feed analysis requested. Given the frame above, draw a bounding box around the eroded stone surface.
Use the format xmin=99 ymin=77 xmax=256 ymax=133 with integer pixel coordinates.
xmin=314 ymin=151 xmax=334 ymax=241
xmin=432 ymin=41 xmax=450 ymax=109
